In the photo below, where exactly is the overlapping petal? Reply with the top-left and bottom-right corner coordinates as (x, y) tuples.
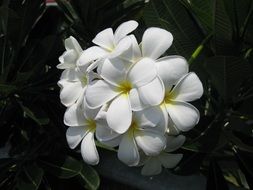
(85, 80), (119, 108)
(81, 131), (99, 165)
(58, 80), (83, 107)
(107, 94), (132, 134)
(134, 129), (166, 156)
(157, 56), (188, 88)
(114, 20), (138, 43)
(169, 72), (203, 102)
(118, 131), (140, 166)
(138, 77), (164, 106)
(142, 27), (173, 60)
(92, 28), (115, 50)
(165, 101), (200, 131)
(66, 126), (89, 149)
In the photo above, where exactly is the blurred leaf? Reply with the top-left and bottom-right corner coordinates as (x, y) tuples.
(206, 161), (229, 190)
(77, 163), (100, 190)
(16, 163), (44, 190)
(39, 156), (82, 179)
(143, 0), (203, 59)
(174, 151), (206, 175)
(181, 0), (213, 34)
(205, 56), (252, 103)
(213, 0), (234, 55)
(234, 148), (253, 189)
(18, 102), (49, 125)
(224, 130), (253, 153)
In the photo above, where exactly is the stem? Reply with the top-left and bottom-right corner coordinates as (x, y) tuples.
(188, 32), (213, 64)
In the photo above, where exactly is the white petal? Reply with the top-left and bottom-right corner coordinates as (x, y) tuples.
(85, 80), (119, 108)
(165, 135), (185, 152)
(170, 72), (203, 102)
(129, 88), (147, 111)
(65, 36), (82, 54)
(118, 132), (140, 166)
(119, 35), (141, 63)
(114, 20), (138, 43)
(156, 56), (189, 88)
(127, 58), (156, 87)
(107, 94), (132, 134)
(60, 69), (79, 81)
(78, 46), (108, 68)
(135, 106), (163, 128)
(142, 27), (173, 60)
(58, 80), (83, 107)
(92, 28), (115, 50)
(159, 152), (183, 168)
(57, 50), (77, 69)
(66, 126), (89, 149)
(81, 131), (99, 165)
(138, 77), (165, 106)
(166, 101), (200, 131)
(134, 129), (166, 156)
(155, 105), (168, 134)
(109, 36), (132, 58)
(99, 135), (122, 147)
(95, 119), (120, 142)
(82, 99), (100, 119)
(64, 103), (86, 126)
(98, 58), (126, 86)
(141, 157), (162, 176)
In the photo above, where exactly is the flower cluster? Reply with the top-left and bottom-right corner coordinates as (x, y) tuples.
(57, 21), (203, 175)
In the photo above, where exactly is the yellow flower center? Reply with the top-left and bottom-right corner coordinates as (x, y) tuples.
(81, 75), (87, 86)
(86, 119), (96, 132)
(117, 81), (132, 94)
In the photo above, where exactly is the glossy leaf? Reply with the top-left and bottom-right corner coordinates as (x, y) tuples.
(39, 156), (82, 179)
(16, 164), (44, 190)
(205, 56), (252, 103)
(77, 163), (100, 190)
(206, 161), (229, 190)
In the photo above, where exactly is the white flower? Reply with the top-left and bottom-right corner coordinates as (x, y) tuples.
(99, 106), (167, 166)
(85, 57), (164, 134)
(141, 135), (185, 176)
(161, 72), (204, 132)
(57, 36), (82, 69)
(78, 20), (138, 71)
(65, 100), (117, 165)
(119, 27), (185, 111)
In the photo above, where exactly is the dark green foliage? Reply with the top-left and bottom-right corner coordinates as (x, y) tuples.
(0, 0), (253, 189)
(144, 0), (253, 189)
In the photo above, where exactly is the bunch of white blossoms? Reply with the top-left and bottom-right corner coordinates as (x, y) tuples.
(57, 20), (203, 175)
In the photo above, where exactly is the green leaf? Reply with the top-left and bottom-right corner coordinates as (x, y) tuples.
(213, 0), (234, 55)
(181, 0), (213, 33)
(77, 163), (100, 190)
(16, 163), (44, 190)
(143, 0), (203, 59)
(18, 102), (49, 125)
(39, 156), (82, 179)
(206, 161), (229, 190)
(205, 56), (252, 103)
(233, 149), (253, 189)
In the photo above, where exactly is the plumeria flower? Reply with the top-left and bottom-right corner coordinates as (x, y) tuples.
(118, 27), (189, 111)
(65, 100), (118, 165)
(58, 68), (100, 109)
(161, 72), (203, 132)
(78, 20), (138, 71)
(57, 36), (82, 70)
(141, 135), (185, 176)
(85, 57), (164, 134)
(99, 107), (167, 166)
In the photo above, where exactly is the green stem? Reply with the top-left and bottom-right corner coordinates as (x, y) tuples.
(188, 32), (213, 64)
